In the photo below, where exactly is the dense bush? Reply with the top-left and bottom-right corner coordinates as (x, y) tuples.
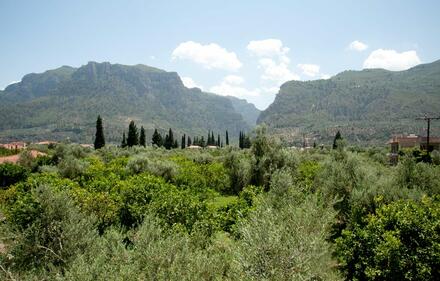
(0, 163), (28, 188)
(235, 169), (340, 280)
(0, 185), (96, 272)
(1, 139), (439, 280)
(336, 197), (440, 281)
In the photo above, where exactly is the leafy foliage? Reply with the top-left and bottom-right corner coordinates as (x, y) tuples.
(335, 197), (440, 281)
(1, 128), (440, 280)
(0, 163), (28, 188)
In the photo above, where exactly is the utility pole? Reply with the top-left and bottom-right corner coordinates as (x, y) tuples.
(416, 115), (440, 152)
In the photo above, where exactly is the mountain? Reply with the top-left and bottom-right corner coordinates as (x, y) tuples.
(258, 60), (440, 145)
(227, 96), (260, 126)
(0, 62), (253, 143)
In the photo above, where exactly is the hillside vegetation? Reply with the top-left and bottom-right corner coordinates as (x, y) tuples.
(0, 62), (255, 143)
(258, 60), (440, 145)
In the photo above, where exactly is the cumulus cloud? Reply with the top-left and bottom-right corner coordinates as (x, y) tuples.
(247, 39), (300, 84)
(348, 40), (368, 51)
(297, 64), (320, 77)
(363, 49), (421, 71)
(209, 75), (260, 98)
(172, 41), (242, 71)
(181, 77), (203, 89)
(247, 39), (290, 58)
(259, 58), (300, 83)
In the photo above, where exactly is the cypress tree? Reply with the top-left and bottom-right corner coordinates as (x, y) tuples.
(121, 132), (127, 148)
(239, 131), (243, 149)
(127, 121), (139, 147)
(200, 136), (206, 147)
(333, 131), (343, 149)
(244, 134), (251, 148)
(226, 130), (229, 146)
(164, 128), (174, 149)
(181, 134), (186, 149)
(217, 134), (220, 147)
(94, 115), (105, 149)
(139, 126), (146, 147)
(211, 131), (215, 145)
(173, 139), (179, 149)
(152, 129), (163, 147)
(187, 136), (192, 146)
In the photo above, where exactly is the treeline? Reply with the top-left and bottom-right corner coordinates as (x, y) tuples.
(95, 116), (252, 150)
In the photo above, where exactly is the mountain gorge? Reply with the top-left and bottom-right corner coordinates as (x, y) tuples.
(0, 62), (256, 143)
(258, 60), (440, 145)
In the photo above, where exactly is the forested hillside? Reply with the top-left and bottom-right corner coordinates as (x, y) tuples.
(258, 60), (440, 145)
(0, 62), (252, 143)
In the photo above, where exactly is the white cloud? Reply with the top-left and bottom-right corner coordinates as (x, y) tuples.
(247, 39), (290, 58)
(348, 40), (368, 52)
(247, 39), (300, 84)
(172, 41), (242, 71)
(363, 49), (421, 71)
(297, 64), (320, 77)
(209, 75), (260, 98)
(181, 77), (203, 89)
(259, 58), (300, 83)
(224, 75), (244, 85)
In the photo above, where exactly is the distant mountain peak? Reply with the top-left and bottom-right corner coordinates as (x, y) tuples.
(0, 62), (253, 143)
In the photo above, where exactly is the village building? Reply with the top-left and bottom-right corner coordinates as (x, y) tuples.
(0, 141), (27, 150)
(388, 134), (440, 153)
(187, 145), (201, 149)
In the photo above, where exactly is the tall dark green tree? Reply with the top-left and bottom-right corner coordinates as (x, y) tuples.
(333, 130), (343, 149)
(226, 130), (229, 146)
(164, 128), (174, 149)
(152, 129), (163, 147)
(94, 115), (105, 149)
(239, 131), (243, 149)
(244, 134), (251, 148)
(187, 136), (192, 146)
(121, 132), (127, 148)
(139, 126), (146, 147)
(217, 134), (221, 147)
(181, 134), (186, 149)
(127, 121), (139, 147)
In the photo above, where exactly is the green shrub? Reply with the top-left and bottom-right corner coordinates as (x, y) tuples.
(1, 185), (96, 272)
(58, 156), (89, 179)
(224, 150), (252, 194)
(235, 193), (340, 280)
(335, 196), (440, 281)
(126, 154), (178, 181)
(0, 163), (28, 188)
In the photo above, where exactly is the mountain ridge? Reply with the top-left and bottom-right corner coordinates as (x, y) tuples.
(0, 62), (256, 143)
(258, 60), (440, 145)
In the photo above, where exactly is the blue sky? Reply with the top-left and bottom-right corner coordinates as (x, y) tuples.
(1, 0), (439, 109)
